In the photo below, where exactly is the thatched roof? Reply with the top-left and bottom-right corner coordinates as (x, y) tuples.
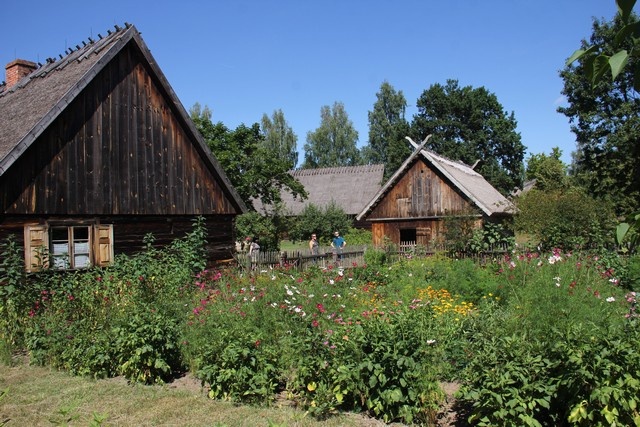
(357, 142), (514, 220)
(0, 23), (246, 212)
(254, 164), (385, 216)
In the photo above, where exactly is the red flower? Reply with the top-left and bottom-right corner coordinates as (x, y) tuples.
(254, 340), (261, 348)
(312, 320), (319, 327)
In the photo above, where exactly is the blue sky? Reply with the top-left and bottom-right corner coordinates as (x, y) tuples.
(1, 1), (626, 166)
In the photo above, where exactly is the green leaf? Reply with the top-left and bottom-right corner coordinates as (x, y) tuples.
(566, 49), (587, 66)
(617, 0), (637, 23)
(609, 50), (629, 80)
(390, 388), (403, 402)
(616, 222), (630, 245)
(369, 375), (378, 388)
(592, 54), (611, 83)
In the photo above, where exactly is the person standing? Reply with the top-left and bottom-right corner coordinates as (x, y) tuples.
(331, 231), (346, 265)
(248, 237), (260, 269)
(309, 233), (319, 264)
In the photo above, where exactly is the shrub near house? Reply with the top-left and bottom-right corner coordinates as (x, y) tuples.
(2, 223), (638, 425)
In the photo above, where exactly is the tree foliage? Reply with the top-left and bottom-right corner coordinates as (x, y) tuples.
(288, 201), (352, 245)
(561, 5), (640, 215)
(302, 102), (361, 168)
(190, 103), (306, 209)
(514, 188), (617, 250)
(410, 79), (525, 195)
(525, 147), (568, 191)
(261, 109), (298, 170)
(362, 81), (411, 180)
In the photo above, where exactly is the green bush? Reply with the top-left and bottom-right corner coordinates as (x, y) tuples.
(113, 310), (184, 384)
(514, 188), (617, 251)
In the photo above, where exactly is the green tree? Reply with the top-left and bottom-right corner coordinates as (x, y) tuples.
(261, 109), (298, 170)
(525, 147), (568, 191)
(560, 6), (640, 215)
(361, 81), (411, 180)
(302, 102), (361, 168)
(410, 79), (525, 195)
(514, 188), (617, 250)
(190, 103), (306, 209)
(289, 201), (352, 245)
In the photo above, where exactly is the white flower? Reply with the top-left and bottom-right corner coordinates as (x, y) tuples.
(338, 271), (344, 276)
(426, 340), (436, 345)
(294, 307), (302, 313)
(408, 273), (413, 277)
(329, 279), (335, 285)
(606, 297), (616, 303)
(271, 275), (276, 280)
(308, 294), (314, 298)
(286, 289), (294, 296)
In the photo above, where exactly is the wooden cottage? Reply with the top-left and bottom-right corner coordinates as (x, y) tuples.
(0, 24), (246, 271)
(253, 164), (385, 229)
(356, 137), (514, 246)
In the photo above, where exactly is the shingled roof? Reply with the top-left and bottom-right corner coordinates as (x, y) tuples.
(0, 23), (246, 212)
(357, 140), (514, 221)
(254, 164), (385, 216)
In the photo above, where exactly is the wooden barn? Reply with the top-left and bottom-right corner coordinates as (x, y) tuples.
(253, 164), (385, 229)
(0, 23), (246, 271)
(356, 138), (515, 247)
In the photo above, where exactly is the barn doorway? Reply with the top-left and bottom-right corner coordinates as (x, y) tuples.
(399, 228), (416, 252)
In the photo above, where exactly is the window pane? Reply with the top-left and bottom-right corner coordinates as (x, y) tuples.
(51, 227), (68, 242)
(52, 242), (69, 256)
(73, 227), (89, 240)
(74, 241), (90, 255)
(74, 254), (90, 268)
(52, 256), (69, 269)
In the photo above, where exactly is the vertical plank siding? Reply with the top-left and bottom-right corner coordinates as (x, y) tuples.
(367, 159), (473, 220)
(0, 39), (243, 264)
(0, 44), (236, 217)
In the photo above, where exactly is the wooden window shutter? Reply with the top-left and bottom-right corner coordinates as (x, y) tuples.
(93, 224), (114, 267)
(24, 224), (49, 272)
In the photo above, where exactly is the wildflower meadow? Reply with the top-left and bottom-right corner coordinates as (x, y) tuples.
(1, 223), (639, 426)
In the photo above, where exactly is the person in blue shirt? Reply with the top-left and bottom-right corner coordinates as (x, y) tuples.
(331, 231), (346, 265)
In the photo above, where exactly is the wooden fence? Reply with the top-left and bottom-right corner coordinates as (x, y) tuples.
(235, 241), (514, 272)
(236, 244), (368, 271)
(394, 241), (513, 263)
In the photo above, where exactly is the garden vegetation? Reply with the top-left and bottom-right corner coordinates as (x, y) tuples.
(1, 219), (639, 426)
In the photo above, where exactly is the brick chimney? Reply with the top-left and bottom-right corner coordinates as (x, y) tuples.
(5, 59), (37, 88)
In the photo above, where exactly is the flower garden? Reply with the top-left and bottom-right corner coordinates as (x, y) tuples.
(1, 225), (639, 426)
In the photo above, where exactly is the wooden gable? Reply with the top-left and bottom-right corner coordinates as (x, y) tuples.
(0, 34), (243, 217)
(366, 157), (473, 220)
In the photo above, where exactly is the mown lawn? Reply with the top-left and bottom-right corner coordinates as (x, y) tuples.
(0, 358), (393, 427)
